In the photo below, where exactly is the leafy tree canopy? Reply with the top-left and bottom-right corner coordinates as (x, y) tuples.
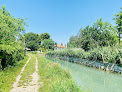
(113, 7), (122, 44)
(0, 5), (27, 70)
(68, 18), (118, 51)
(42, 39), (57, 50)
(39, 33), (50, 43)
(25, 32), (39, 51)
(0, 5), (27, 45)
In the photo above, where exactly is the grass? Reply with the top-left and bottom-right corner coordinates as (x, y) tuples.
(34, 53), (86, 92)
(0, 55), (29, 92)
(0, 52), (91, 92)
(18, 53), (35, 87)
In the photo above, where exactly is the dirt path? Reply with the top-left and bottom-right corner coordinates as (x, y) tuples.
(11, 55), (40, 92)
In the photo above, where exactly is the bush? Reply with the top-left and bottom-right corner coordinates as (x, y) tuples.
(0, 44), (25, 69)
(115, 49), (122, 64)
(87, 47), (122, 63)
(0, 5), (27, 70)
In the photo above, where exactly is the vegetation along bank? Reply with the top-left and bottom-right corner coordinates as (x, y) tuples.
(46, 46), (122, 74)
(45, 8), (121, 74)
(32, 53), (87, 92)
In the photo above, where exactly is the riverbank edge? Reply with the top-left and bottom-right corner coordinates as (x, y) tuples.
(34, 53), (87, 92)
(45, 55), (122, 74)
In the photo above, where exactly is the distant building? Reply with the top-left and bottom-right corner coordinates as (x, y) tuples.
(54, 45), (65, 51)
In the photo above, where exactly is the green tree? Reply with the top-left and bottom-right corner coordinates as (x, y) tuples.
(92, 18), (118, 46)
(79, 26), (96, 51)
(68, 36), (79, 48)
(0, 5), (27, 44)
(39, 33), (50, 43)
(68, 19), (118, 51)
(113, 7), (122, 44)
(25, 32), (39, 51)
(42, 39), (57, 50)
(0, 5), (27, 70)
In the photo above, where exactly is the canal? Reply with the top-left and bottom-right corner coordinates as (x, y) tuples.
(47, 57), (122, 92)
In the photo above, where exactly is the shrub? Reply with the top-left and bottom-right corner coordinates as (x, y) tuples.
(87, 47), (119, 63)
(46, 47), (122, 65)
(0, 44), (25, 70)
(115, 49), (122, 64)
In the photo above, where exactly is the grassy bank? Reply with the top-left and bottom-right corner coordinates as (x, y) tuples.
(0, 55), (29, 92)
(35, 54), (86, 92)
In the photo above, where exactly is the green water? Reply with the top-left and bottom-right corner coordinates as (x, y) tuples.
(49, 58), (122, 92)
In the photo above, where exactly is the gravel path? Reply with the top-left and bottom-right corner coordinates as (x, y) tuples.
(11, 55), (41, 92)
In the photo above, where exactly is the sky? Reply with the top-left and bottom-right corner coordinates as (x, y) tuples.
(0, 0), (122, 45)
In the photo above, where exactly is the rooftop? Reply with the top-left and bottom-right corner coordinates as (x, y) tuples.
(56, 45), (65, 48)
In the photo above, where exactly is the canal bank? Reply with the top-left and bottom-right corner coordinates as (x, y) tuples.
(46, 56), (122, 92)
(46, 55), (122, 74)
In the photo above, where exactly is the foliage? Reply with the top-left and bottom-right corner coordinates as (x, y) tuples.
(92, 19), (118, 46)
(39, 33), (50, 43)
(0, 55), (28, 92)
(0, 42), (25, 69)
(115, 48), (122, 64)
(87, 47), (119, 63)
(46, 49), (85, 58)
(0, 5), (27, 70)
(38, 47), (47, 52)
(68, 19), (118, 51)
(46, 47), (122, 65)
(36, 54), (83, 92)
(0, 5), (27, 45)
(113, 7), (122, 44)
(25, 32), (39, 51)
(68, 36), (79, 48)
(24, 32), (56, 51)
(42, 39), (57, 50)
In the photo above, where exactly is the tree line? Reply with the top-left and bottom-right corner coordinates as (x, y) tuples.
(68, 8), (122, 51)
(21, 32), (57, 51)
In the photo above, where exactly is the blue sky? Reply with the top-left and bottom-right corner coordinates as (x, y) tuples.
(0, 0), (122, 45)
